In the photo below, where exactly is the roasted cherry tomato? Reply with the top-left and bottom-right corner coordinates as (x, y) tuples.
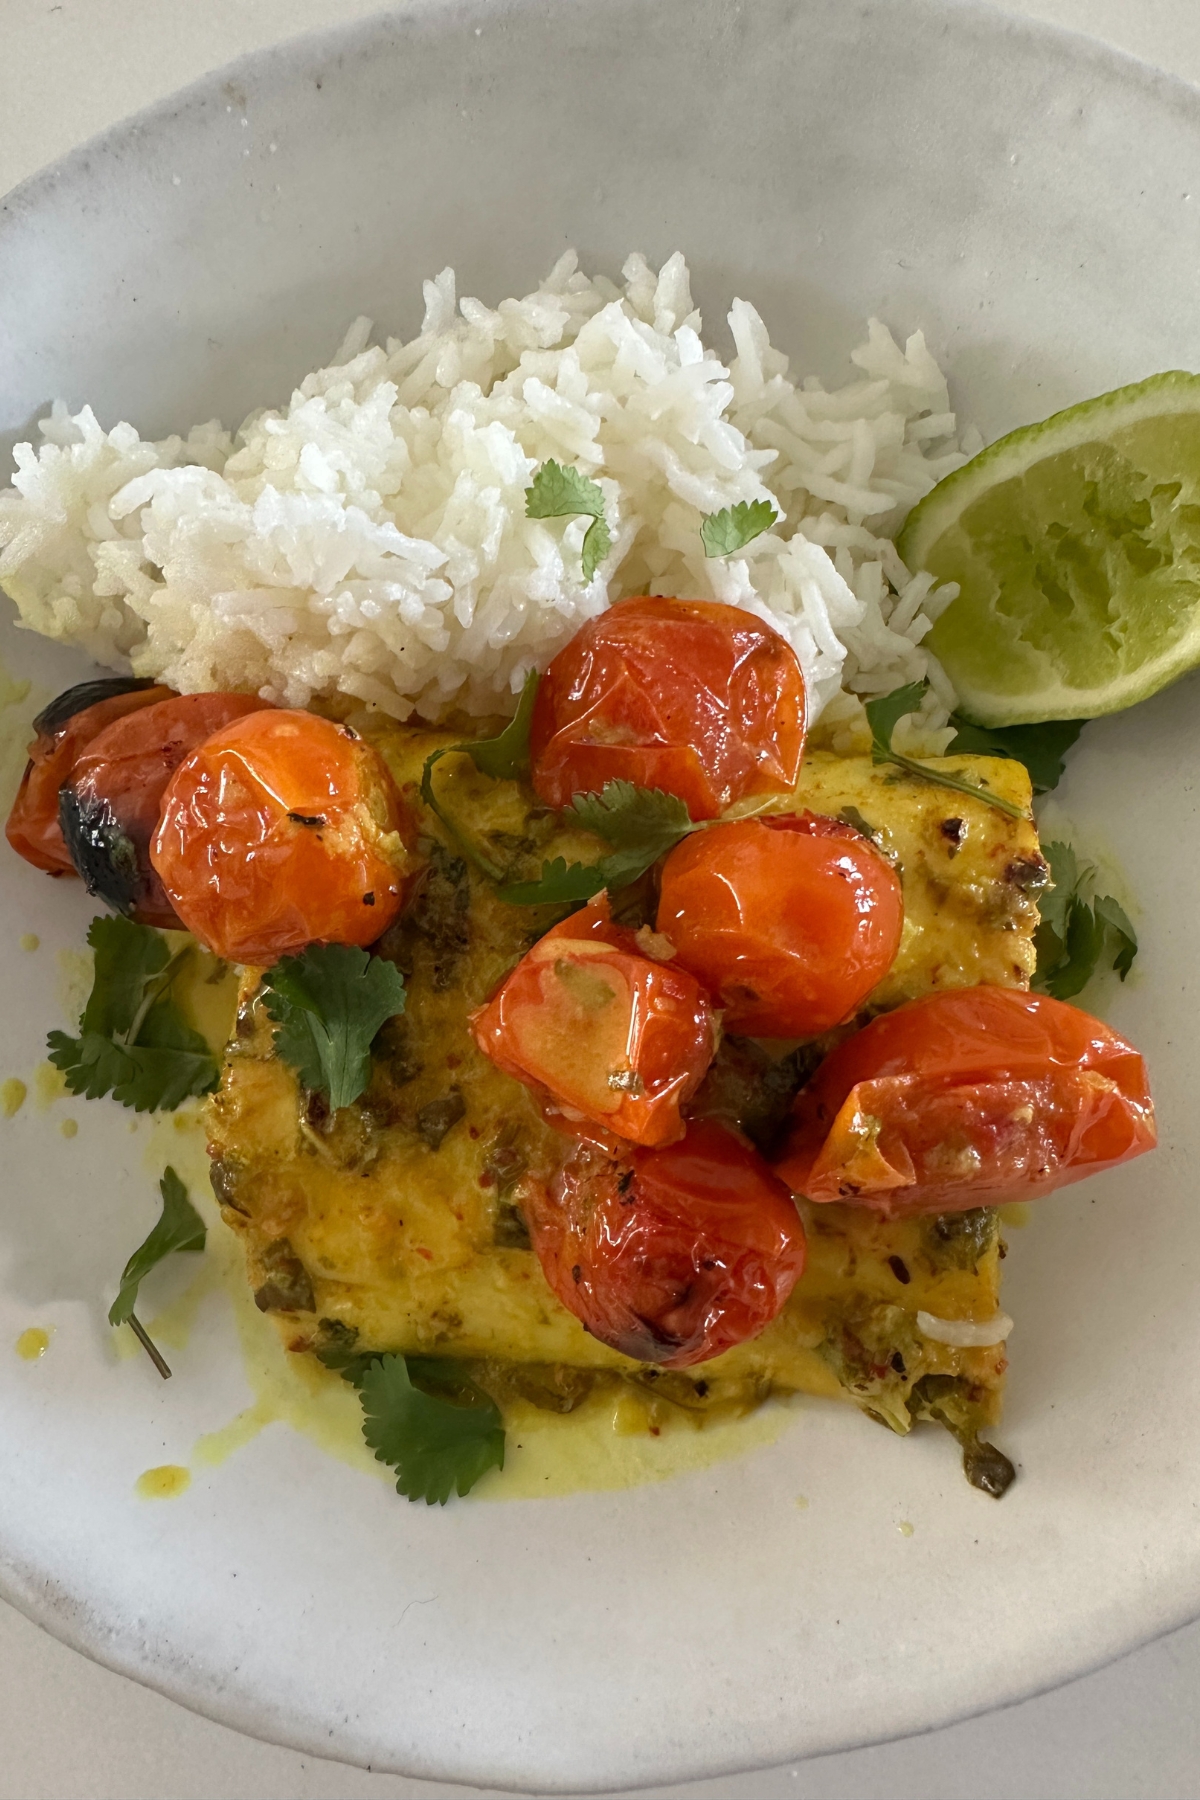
(470, 894), (716, 1147)
(524, 1119), (806, 1366)
(656, 813), (903, 1037)
(151, 709), (417, 963)
(5, 678), (171, 875)
(529, 596), (806, 819)
(774, 986), (1156, 1218)
(60, 692), (267, 927)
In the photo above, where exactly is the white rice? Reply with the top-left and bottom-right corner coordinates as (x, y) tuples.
(0, 250), (981, 754)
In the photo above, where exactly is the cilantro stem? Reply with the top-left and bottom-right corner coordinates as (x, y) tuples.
(877, 749), (1029, 822)
(127, 1311), (172, 1379)
(119, 944), (192, 1050)
(419, 748), (509, 882)
(865, 682), (1030, 823)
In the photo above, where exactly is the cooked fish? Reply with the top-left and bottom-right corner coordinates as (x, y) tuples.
(205, 724), (1041, 1488)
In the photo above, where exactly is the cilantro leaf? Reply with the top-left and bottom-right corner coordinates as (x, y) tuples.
(525, 460), (612, 582)
(497, 855), (609, 908)
(700, 499), (778, 557)
(47, 1020), (217, 1113)
(865, 682), (1028, 823)
(1033, 840), (1138, 998)
(108, 1167), (206, 1379)
(79, 913), (170, 1038)
(565, 780), (694, 853)
(461, 668), (540, 781)
(358, 1353), (505, 1504)
(1095, 894), (1138, 979)
(109, 1168), (206, 1327)
(1034, 838), (1080, 945)
(45, 916), (218, 1113)
(946, 714), (1086, 795)
(419, 670), (540, 880)
(498, 782), (699, 907)
(260, 944), (406, 1111)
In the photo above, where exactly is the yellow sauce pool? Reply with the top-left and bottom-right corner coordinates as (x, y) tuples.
(135, 1465), (191, 1500)
(15, 1327), (51, 1361)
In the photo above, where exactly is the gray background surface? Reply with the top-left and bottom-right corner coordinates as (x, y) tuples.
(1, 2), (1198, 1796)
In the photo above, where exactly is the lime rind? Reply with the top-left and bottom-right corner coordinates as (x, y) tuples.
(898, 370), (1200, 726)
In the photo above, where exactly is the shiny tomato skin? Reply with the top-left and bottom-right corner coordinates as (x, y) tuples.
(62, 693), (266, 927)
(5, 681), (172, 875)
(529, 596), (807, 818)
(774, 986), (1156, 1218)
(150, 710), (417, 963)
(471, 895), (716, 1147)
(525, 1119), (806, 1366)
(656, 813), (904, 1037)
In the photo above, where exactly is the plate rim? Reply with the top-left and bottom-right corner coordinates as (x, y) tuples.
(2, 0), (1199, 1787)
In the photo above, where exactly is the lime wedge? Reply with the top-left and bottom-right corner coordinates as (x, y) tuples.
(898, 370), (1200, 725)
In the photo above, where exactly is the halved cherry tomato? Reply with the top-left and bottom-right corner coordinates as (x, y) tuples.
(529, 596), (806, 818)
(151, 709), (418, 963)
(524, 1119), (806, 1366)
(60, 692), (267, 927)
(774, 986), (1155, 1218)
(656, 813), (904, 1037)
(5, 678), (171, 875)
(470, 894), (716, 1147)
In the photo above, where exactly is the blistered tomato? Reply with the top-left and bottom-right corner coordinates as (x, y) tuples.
(60, 692), (267, 927)
(529, 596), (806, 818)
(774, 985), (1156, 1218)
(656, 813), (903, 1037)
(151, 709), (417, 963)
(5, 678), (172, 875)
(525, 1119), (806, 1366)
(470, 894), (717, 1148)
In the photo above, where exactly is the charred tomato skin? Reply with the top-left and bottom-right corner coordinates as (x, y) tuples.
(775, 985), (1156, 1218)
(60, 691), (267, 927)
(528, 595), (807, 819)
(151, 708), (419, 963)
(6, 679), (173, 875)
(470, 894), (716, 1148)
(657, 812), (904, 1037)
(525, 1118), (806, 1367)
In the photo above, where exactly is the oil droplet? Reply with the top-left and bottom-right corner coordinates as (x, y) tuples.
(19, 933), (39, 952)
(898, 1519), (915, 1537)
(1, 1078), (26, 1118)
(795, 1495), (809, 1510)
(59, 1117), (78, 1139)
(15, 1327), (50, 1361)
(135, 1464), (191, 1500)
(33, 1062), (67, 1108)
(998, 1202), (1033, 1230)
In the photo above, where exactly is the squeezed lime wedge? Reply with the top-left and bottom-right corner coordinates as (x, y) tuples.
(898, 370), (1200, 725)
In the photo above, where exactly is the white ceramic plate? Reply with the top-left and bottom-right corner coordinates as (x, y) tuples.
(2, 0), (1199, 1789)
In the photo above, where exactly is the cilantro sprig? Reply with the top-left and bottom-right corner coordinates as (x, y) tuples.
(419, 669), (540, 880)
(109, 1167), (206, 1379)
(260, 944), (406, 1111)
(700, 499), (779, 557)
(525, 460), (612, 583)
(47, 916), (218, 1113)
(498, 780), (699, 906)
(1033, 840), (1137, 999)
(946, 713), (1086, 795)
(321, 1349), (504, 1503)
(866, 682), (1028, 823)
